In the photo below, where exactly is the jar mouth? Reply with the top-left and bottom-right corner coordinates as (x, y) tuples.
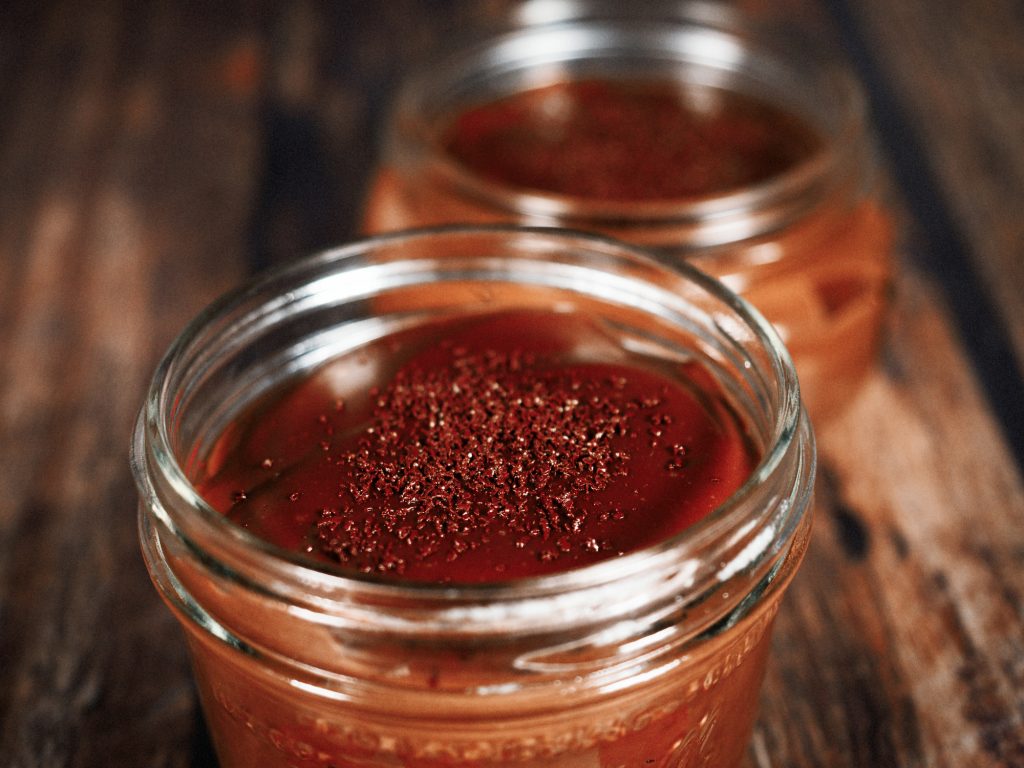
(389, 6), (867, 244)
(133, 225), (811, 622)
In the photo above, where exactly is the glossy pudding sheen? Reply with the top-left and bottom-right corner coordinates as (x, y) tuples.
(180, 309), (790, 767)
(441, 80), (822, 201)
(364, 78), (893, 418)
(198, 309), (756, 581)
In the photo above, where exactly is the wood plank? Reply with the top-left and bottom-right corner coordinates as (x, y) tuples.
(742, 4), (1024, 759)
(847, 0), (1024, 374)
(0, 0), (264, 765)
(246, 0), (484, 269)
(751, 268), (1024, 767)
(824, 0), (1024, 467)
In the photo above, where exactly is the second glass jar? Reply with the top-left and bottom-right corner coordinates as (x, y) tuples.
(363, 2), (893, 419)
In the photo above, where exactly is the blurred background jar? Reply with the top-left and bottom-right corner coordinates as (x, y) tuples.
(362, 0), (893, 420)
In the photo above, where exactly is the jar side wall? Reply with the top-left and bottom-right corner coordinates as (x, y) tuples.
(182, 582), (785, 768)
(144, 478), (811, 697)
(713, 200), (893, 419)
(142, 436), (813, 768)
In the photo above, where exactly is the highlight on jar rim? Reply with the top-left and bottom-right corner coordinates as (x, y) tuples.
(132, 226), (815, 767)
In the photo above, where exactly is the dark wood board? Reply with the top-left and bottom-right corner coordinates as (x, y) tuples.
(0, 1), (1020, 766)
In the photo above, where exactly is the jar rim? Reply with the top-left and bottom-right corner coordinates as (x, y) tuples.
(133, 225), (812, 622)
(386, 7), (867, 240)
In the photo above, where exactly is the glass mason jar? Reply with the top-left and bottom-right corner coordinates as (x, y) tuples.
(363, 1), (893, 420)
(131, 227), (815, 768)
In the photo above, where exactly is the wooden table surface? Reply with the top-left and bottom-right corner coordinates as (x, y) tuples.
(1, 1), (1022, 766)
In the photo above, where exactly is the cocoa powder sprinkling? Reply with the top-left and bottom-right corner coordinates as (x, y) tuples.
(316, 347), (669, 575)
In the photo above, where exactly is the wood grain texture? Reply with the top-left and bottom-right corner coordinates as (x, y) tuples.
(751, 268), (1024, 768)
(0, 1), (261, 765)
(847, 0), (1024, 380)
(0, 1), (1021, 767)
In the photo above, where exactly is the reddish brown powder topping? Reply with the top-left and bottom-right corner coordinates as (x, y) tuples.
(322, 347), (644, 572)
(442, 79), (822, 201)
(197, 310), (756, 582)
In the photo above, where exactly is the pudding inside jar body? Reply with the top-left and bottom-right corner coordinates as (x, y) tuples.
(198, 309), (757, 582)
(439, 79), (822, 202)
(186, 308), (780, 767)
(365, 72), (893, 419)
